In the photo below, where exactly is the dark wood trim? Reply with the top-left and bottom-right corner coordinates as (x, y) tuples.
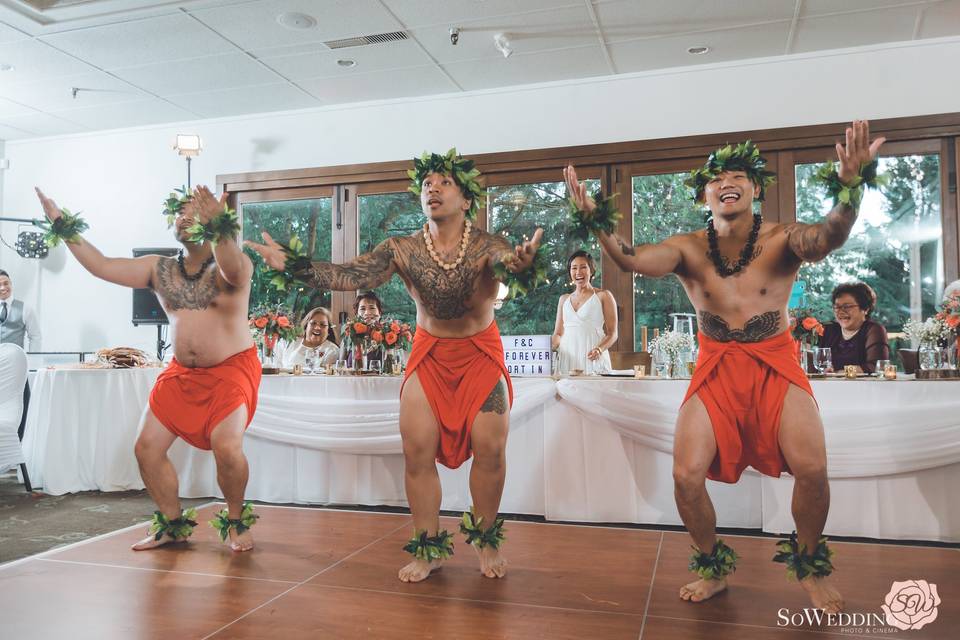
(945, 137), (959, 283)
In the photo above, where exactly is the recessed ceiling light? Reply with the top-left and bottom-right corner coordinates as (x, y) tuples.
(687, 46), (710, 55)
(337, 59), (356, 68)
(0, 63), (13, 72)
(277, 12), (317, 30)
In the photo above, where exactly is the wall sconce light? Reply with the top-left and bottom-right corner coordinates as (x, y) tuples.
(173, 134), (203, 187)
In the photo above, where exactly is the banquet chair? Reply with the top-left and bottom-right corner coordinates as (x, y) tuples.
(898, 349), (918, 375)
(609, 351), (653, 371)
(0, 343), (31, 492)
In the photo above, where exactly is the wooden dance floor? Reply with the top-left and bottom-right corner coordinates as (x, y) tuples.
(1, 504), (956, 639)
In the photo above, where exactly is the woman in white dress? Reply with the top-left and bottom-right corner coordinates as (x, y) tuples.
(551, 251), (619, 374)
(278, 306), (340, 369)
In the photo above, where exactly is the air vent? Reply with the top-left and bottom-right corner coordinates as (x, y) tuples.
(324, 31), (408, 50)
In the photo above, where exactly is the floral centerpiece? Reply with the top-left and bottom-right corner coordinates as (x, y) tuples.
(935, 291), (960, 334)
(790, 310), (825, 346)
(382, 319), (414, 351)
(249, 306), (299, 365)
(903, 316), (954, 370)
(647, 330), (696, 378)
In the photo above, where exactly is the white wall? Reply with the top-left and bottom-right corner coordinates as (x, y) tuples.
(2, 37), (960, 354)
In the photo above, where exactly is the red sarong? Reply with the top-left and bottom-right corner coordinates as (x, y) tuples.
(402, 321), (513, 469)
(682, 330), (815, 483)
(149, 346), (261, 450)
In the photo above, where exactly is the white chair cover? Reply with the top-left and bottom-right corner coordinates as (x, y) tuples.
(0, 343), (27, 473)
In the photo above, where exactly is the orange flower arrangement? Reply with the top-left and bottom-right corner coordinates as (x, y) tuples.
(249, 306), (300, 356)
(791, 310), (824, 345)
(935, 291), (960, 332)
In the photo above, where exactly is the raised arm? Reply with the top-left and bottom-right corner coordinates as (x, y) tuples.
(191, 186), (252, 287)
(35, 188), (156, 289)
(784, 120), (885, 263)
(246, 233), (396, 291)
(563, 166), (682, 277)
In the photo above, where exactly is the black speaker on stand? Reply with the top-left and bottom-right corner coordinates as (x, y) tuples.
(132, 248), (178, 361)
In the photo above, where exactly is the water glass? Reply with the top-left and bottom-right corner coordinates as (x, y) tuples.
(814, 347), (833, 374)
(874, 359), (890, 378)
(304, 349), (317, 374)
(368, 359), (383, 375)
(334, 359), (347, 375)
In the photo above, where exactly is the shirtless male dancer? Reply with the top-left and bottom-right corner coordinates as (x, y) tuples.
(247, 149), (542, 582)
(35, 185), (262, 552)
(565, 120), (884, 613)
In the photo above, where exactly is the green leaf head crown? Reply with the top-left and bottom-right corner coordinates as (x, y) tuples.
(408, 148), (485, 219)
(685, 140), (777, 203)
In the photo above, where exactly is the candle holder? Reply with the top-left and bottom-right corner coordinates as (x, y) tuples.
(883, 364), (897, 380)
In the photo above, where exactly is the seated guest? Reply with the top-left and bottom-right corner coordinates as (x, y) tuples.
(339, 290), (387, 366)
(551, 250), (618, 374)
(820, 281), (889, 373)
(278, 307), (339, 368)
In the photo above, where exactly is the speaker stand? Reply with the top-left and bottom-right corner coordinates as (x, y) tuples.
(156, 324), (170, 362)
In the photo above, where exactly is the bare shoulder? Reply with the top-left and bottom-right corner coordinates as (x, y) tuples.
(473, 226), (511, 251)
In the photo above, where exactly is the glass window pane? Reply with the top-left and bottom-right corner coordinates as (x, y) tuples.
(488, 180), (600, 335)
(795, 155), (943, 343)
(358, 192), (420, 324)
(242, 198), (332, 316)
(632, 172), (703, 349)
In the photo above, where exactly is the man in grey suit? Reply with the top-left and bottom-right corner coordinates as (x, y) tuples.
(0, 270), (42, 439)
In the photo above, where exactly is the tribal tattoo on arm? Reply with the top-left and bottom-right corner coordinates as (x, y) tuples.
(698, 310), (782, 342)
(784, 203), (857, 263)
(294, 239), (396, 291)
(617, 237), (637, 257)
(154, 257), (220, 311)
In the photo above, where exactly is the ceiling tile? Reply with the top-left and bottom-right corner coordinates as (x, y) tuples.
(0, 21), (30, 44)
(188, 0), (402, 52)
(49, 98), (197, 130)
(110, 52), (281, 96)
(411, 4), (597, 64)
(597, 0), (796, 42)
(792, 5), (920, 53)
(802, 0), (928, 16)
(380, 0), (581, 29)
(0, 71), (146, 112)
(0, 38), (96, 83)
(0, 96), (39, 118)
(0, 122), (33, 140)
(299, 65), (458, 104)
(442, 44), (610, 91)
(258, 38), (433, 80)
(0, 111), (88, 136)
(166, 82), (321, 118)
(607, 21), (791, 73)
(918, 0), (960, 39)
(38, 13), (237, 70)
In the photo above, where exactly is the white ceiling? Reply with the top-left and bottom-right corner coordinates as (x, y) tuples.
(0, 0), (955, 140)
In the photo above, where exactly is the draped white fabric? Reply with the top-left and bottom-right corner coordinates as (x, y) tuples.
(0, 344), (27, 474)
(556, 378), (960, 478)
(21, 369), (960, 541)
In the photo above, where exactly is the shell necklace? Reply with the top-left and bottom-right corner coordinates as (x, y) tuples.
(423, 219), (472, 271)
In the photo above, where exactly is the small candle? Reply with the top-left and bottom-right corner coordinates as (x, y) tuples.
(633, 364), (646, 379)
(293, 363), (303, 376)
(844, 365), (857, 379)
(883, 364), (897, 380)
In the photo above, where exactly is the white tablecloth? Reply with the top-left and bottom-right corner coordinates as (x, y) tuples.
(21, 369), (960, 541)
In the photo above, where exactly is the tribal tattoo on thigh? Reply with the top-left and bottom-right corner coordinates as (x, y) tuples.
(480, 379), (508, 415)
(698, 310), (781, 342)
(154, 257), (219, 311)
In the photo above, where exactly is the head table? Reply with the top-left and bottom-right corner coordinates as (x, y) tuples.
(20, 368), (960, 542)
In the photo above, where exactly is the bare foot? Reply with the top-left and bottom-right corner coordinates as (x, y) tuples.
(228, 527), (254, 552)
(398, 557), (443, 583)
(131, 533), (189, 551)
(679, 577), (727, 602)
(800, 576), (844, 613)
(475, 545), (507, 579)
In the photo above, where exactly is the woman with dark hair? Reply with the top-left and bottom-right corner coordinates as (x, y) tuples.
(278, 307), (339, 368)
(819, 281), (889, 373)
(339, 290), (387, 366)
(551, 250), (618, 374)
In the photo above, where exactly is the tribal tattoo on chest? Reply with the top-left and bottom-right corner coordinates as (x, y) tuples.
(154, 257), (220, 311)
(698, 310), (781, 342)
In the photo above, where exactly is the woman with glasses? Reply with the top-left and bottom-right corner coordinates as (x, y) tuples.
(819, 282), (889, 373)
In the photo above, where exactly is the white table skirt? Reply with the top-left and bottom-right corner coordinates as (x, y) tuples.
(21, 369), (960, 541)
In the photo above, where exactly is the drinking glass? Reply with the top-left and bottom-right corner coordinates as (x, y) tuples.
(368, 359), (383, 375)
(334, 359), (347, 375)
(874, 359), (890, 378)
(814, 347), (833, 374)
(304, 349), (317, 374)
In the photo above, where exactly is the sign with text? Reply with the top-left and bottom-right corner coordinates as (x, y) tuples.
(501, 335), (552, 377)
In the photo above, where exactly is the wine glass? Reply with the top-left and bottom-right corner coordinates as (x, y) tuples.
(303, 349), (317, 375)
(814, 347), (833, 375)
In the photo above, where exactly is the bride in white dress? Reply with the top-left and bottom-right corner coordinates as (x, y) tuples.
(551, 251), (619, 374)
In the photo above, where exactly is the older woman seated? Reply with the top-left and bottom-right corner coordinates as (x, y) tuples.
(339, 290), (387, 366)
(819, 282), (889, 373)
(551, 250), (618, 374)
(278, 307), (339, 369)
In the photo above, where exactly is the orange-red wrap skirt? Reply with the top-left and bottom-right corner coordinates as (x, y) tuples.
(682, 330), (815, 483)
(149, 346), (261, 450)
(402, 321), (513, 469)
